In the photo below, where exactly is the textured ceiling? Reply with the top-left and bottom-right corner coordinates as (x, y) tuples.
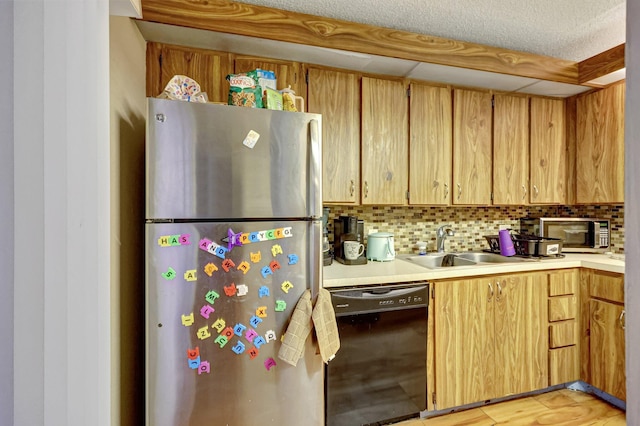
(237, 0), (626, 61)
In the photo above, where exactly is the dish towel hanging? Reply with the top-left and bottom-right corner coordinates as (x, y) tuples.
(278, 289), (340, 366)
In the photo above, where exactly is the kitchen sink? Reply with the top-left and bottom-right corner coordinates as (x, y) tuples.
(401, 251), (533, 269)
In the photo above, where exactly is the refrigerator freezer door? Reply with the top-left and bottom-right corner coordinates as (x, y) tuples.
(146, 221), (323, 426)
(146, 98), (322, 221)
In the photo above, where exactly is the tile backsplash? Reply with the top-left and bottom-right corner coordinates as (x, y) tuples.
(325, 204), (624, 254)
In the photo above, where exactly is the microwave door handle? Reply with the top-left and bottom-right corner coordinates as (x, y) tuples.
(588, 221), (597, 248)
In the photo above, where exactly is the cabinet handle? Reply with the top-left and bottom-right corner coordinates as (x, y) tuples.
(488, 282), (494, 301)
(350, 180), (355, 197)
(457, 183), (462, 200)
(444, 183), (449, 199)
(619, 310), (626, 330)
(522, 184), (527, 201)
(533, 185), (539, 199)
(364, 181), (369, 198)
(496, 281), (503, 301)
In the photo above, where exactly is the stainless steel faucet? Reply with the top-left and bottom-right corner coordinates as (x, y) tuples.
(436, 225), (455, 253)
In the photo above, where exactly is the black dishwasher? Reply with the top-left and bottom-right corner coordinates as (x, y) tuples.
(325, 282), (429, 426)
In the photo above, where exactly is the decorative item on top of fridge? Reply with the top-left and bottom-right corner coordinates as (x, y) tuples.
(226, 68), (305, 111)
(157, 74), (209, 103)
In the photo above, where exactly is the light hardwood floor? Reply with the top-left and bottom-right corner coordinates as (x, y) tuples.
(393, 389), (625, 425)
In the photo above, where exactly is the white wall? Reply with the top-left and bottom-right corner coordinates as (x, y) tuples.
(0, 1), (14, 425)
(10, 1), (111, 425)
(626, 1), (639, 424)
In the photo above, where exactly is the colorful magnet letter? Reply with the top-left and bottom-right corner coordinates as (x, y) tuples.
(181, 313), (195, 326)
(197, 326), (211, 340)
(269, 260), (281, 272)
(222, 327), (235, 339)
(204, 263), (218, 277)
(214, 334), (228, 348)
(221, 259), (236, 273)
(264, 358), (277, 371)
(231, 340), (246, 355)
(224, 283), (237, 297)
(249, 315), (263, 328)
(186, 347), (200, 360)
(188, 356), (201, 369)
(233, 323), (247, 337)
(242, 129), (260, 149)
(248, 348), (259, 359)
(271, 244), (283, 257)
(200, 304), (215, 319)
(250, 251), (262, 263)
(236, 284), (249, 296)
(265, 330), (277, 343)
(275, 300), (287, 312)
(237, 261), (250, 275)
(287, 254), (299, 265)
(199, 238), (228, 259)
(211, 318), (226, 333)
(227, 228), (243, 251)
(281, 281), (294, 293)
(205, 290), (220, 304)
(245, 328), (258, 342)
(256, 306), (267, 318)
(158, 234), (190, 247)
(198, 361), (210, 375)
(184, 269), (197, 282)
(258, 286), (270, 298)
(261, 266), (273, 279)
(162, 267), (176, 280)
(254, 336), (266, 349)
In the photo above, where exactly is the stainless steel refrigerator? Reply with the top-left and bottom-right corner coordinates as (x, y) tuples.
(145, 98), (323, 426)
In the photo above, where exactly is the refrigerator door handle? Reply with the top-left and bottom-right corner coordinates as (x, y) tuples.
(309, 221), (322, 301)
(309, 119), (322, 219)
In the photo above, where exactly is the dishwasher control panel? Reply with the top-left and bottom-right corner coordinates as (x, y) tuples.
(329, 282), (429, 316)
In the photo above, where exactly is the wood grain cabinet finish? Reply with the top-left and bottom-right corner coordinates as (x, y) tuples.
(576, 82), (625, 204)
(452, 89), (493, 205)
(433, 273), (547, 410)
(492, 94), (529, 205)
(307, 68), (361, 204)
(409, 83), (452, 205)
(146, 42), (233, 103)
(529, 97), (566, 204)
(361, 77), (409, 205)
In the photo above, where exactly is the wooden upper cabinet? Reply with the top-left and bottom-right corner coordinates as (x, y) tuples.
(530, 97), (566, 204)
(234, 56), (305, 104)
(493, 94), (529, 205)
(576, 82), (625, 204)
(146, 42), (233, 103)
(361, 77), (409, 205)
(307, 68), (361, 204)
(409, 83), (452, 205)
(453, 89), (493, 205)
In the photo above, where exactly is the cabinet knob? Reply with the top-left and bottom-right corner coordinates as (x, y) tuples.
(364, 181), (369, 198)
(619, 310), (626, 330)
(533, 185), (539, 199)
(444, 183), (449, 199)
(488, 282), (494, 301)
(522, 184), (527, 201)
(350, 180), (355, 197)
(457, 183), (462, 200)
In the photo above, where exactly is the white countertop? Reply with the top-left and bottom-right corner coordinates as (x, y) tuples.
(322, 253), (624, 288)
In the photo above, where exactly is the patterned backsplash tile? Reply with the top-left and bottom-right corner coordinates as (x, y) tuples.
(324, 204), (624, 254)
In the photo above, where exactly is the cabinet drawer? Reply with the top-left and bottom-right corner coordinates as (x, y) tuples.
(548, 270), (578, 296)
(590, 271), (624, 304)
(549, 321), (576, 348)
(548, 296), (577, 321)
(549, 346), (579, 385)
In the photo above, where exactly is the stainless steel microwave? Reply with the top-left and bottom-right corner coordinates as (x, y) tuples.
(519, 217), (610, 253)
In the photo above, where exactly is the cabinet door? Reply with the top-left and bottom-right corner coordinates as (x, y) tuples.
(361, 77), (409, 205)
(493, 273), (548, 396)
(234, 56), (305, 101)
(576, 83), (625, 204)
(590, 299), (626, 401)
(493, 94), (529, 205)
(307, 68), (360, 204)
(409, 83), (452, 205)
(530, 97), (566, 204)
(434, 279), (495, 409)
(146, 42), (233, 103)
(453, 89), (493, 205)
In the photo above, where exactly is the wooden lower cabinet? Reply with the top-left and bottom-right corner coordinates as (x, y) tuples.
(433, 272), (548, 409)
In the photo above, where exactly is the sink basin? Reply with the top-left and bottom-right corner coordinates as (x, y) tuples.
(403, 254), (477, 269)
(401, 252), (532, 269)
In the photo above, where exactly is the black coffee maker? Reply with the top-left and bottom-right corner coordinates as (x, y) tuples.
(333, 215), (367, 265)
(322, 207), (332, 266)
